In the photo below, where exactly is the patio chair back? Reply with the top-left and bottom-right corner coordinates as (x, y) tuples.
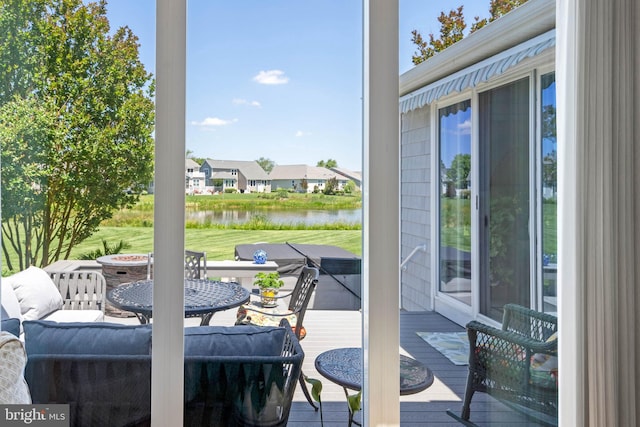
(288, 266), (319, 339)
(48, 271), (106, 312)
(184, 250), (207, 280)
(146, 250), (207, 280)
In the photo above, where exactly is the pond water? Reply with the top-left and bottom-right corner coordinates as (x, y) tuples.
(185, 209), (361, 225)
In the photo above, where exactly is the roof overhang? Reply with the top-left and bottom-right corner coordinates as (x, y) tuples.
(400, 29), (555, 113)
(399, 0), (555, 98)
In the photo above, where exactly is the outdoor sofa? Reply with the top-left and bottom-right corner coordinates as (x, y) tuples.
(1, 266), (106, 338)
(23, 319), (303, 427)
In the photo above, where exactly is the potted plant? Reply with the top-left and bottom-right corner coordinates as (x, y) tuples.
(253, 271), (284, 307)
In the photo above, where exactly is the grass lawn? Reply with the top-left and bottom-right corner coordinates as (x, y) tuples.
(69, 227), (362, 261)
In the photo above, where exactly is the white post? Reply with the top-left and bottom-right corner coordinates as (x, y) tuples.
(153, 0), (186, 425)
(363, 0), (400, 425)
(557, 0), (640, 425)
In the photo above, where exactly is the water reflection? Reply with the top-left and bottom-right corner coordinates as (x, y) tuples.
(185, 209), (361, 225)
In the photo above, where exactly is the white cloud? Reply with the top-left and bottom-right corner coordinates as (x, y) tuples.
(253, 70), (289, 85)
(457, 119), (472, 135)
(232, 98), (262, 108)
(295, 130), (311, 137)
(191, 117), (237, 127)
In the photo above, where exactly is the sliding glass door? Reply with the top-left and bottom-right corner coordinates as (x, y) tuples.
(478, 78), (531, 321)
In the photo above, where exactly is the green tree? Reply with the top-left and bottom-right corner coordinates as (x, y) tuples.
(185, 150), (205, 165)
(0, 97), (57, 270)
(0, 0), (154, 269)
(541, 104), (557, 191)
(343, 180), (357, 194)
(323, 177), (339, 195)
(256, 157), (275, 173)
(446, 154), (471, 189)
(411, 0), (529, 65)
(317, 159), (337, 169)
(411, 6), (466, 65)
(470, 0), (529, 32)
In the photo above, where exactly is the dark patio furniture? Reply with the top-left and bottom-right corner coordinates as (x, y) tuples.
(184, 250), (208, 279)
(24, 319), (303, 427)
(447, 303), (558, 427)
(235, 266), (320, 410)
(107, 279), (249, 326)
(315, 347), (434, 426)
(146, 249), (208, 280)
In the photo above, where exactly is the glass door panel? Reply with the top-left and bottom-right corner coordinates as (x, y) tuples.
(438, 100), (472, 305)
(479, 78), (530, 321)
(541, 72), (557, 313)
(1, 0), (156, 421)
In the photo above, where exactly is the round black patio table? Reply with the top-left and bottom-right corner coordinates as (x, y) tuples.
(315, 347), (434, 425)
(107, 279), (250, 326)
(315, 347), (434, 395)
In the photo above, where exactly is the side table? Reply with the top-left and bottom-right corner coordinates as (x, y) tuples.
(315, 347), (434, 425)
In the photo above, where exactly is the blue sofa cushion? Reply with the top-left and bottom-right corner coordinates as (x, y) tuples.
(23, 320), (152, 355)
(1, 318), (20, 337)
(185, 325), (285, 357)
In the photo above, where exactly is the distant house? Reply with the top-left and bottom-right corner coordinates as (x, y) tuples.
(185, 158), (206, 194)
(210, 171), (237, 192)
(269, 164), (350, 193)
(200, 159), (271, 193)
(330, 167), (362, 190)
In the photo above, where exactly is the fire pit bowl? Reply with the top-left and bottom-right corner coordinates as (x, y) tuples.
(97, 254), (151, 317)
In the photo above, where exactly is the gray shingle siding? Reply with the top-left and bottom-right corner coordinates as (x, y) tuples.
(400, 106), (431, 311)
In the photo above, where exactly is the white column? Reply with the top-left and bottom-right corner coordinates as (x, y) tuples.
(153, 0), (186, 426)
(363, 1), (400, 425)
(557, 0), (639, 425)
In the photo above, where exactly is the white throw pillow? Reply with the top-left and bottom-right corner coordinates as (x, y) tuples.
(1, 279), (23, 322)
(4, 267), (63, 321)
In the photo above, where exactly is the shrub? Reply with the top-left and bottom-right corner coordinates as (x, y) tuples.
(78, 239), (132, 260)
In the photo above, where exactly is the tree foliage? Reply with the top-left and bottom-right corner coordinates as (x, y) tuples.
(317, 159), (337, 169)
(323, 177), (339, 195)
(255, 157), (275, 173)
(186, 150), (205, 165)
(471, 0), (530, 32)
(446, 154), (471, 189)
(411, 6), (466, 65)
(0, 0), (154, 269)
(411, 0), (529, 65)
(343, 180), (358, 194)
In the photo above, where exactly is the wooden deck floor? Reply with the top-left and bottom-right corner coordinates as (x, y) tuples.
(106, 308), (543, 426)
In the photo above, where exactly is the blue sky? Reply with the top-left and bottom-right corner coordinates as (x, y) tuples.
(105, 1), (491, 171)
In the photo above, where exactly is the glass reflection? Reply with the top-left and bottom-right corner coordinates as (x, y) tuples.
(439, 100), (472, 305)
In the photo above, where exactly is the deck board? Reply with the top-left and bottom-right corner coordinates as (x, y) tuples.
(106, 308), (545, 426)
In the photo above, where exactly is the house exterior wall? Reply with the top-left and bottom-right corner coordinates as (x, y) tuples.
(271, 178), (320, 193)
(237, 173), (247, 191)
(245, 180), (271, 193)
(200, 163), (213, 183)
(400, 105), (432, 311)
(185, 171), (206, 194)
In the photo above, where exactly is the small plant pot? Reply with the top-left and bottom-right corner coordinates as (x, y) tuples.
(260, 288), (278, 307)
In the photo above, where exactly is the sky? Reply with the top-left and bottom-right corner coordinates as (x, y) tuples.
(105, 1), (491, 172)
